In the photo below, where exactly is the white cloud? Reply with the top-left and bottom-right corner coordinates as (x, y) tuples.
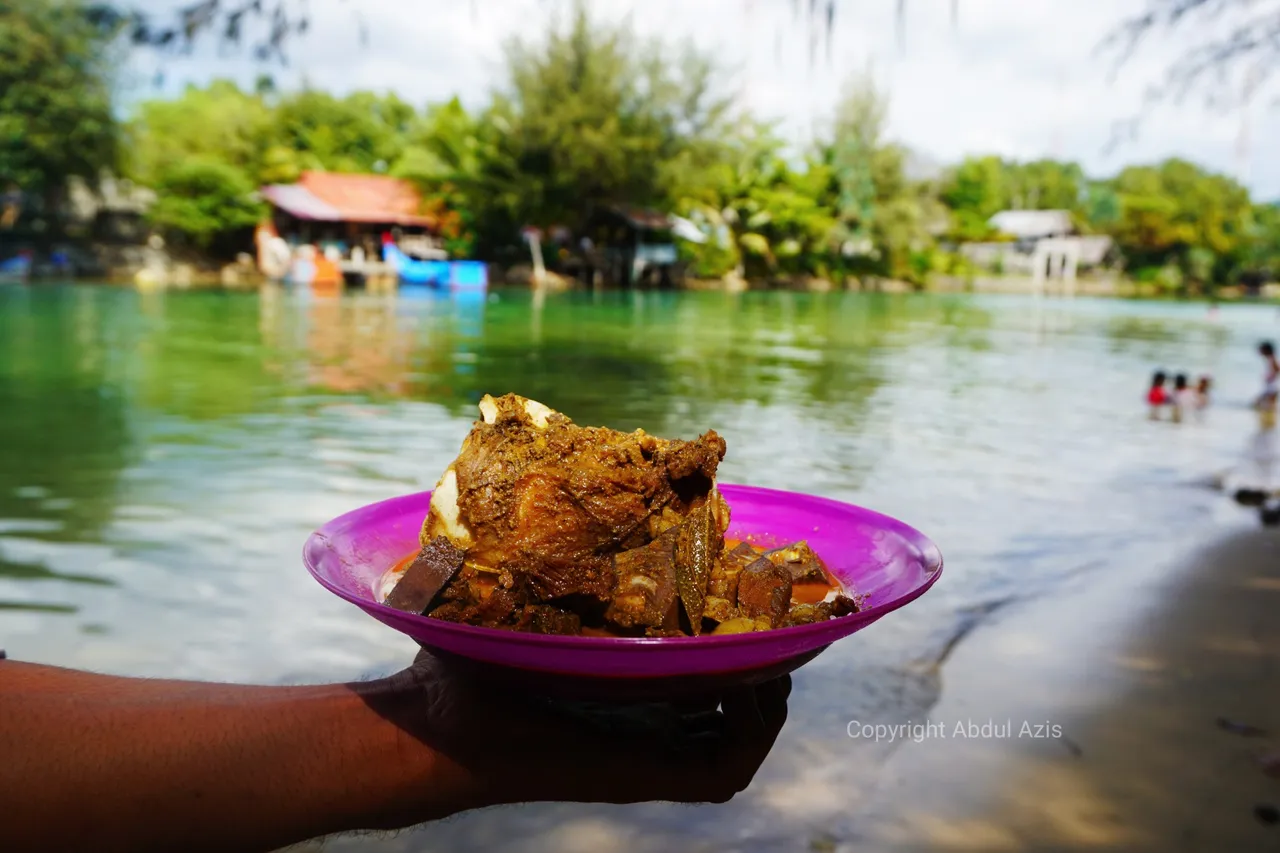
(124, 0), (1280, 198)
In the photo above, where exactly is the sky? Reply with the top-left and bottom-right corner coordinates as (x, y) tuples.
(126, 0), (1280, 199)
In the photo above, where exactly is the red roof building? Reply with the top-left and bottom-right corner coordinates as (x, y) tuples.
(261, 172), (437, 229)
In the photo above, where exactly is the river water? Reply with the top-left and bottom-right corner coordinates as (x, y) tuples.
(0, 285), (1272, 850)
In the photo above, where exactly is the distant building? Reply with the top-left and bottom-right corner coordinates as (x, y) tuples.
(960, 209), (1116, 291)
(260, 171), (442, 259)
(987, 209), (1075, 242)
(581, 206), (684, 288)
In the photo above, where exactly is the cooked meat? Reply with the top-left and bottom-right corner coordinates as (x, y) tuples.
(388, 393), (863, 637)
(703, 595), (738, 623)
(429, 585), (522, 627)
(782, 594), (862, 626)
(384, 536), (466, 614)
(828, 593), (860, 618)
(605, 528), (679, 630)
(737, 556), (793, 625)
(421, 394), (727, 602)
(516, 605), (583, 635)
(708, 541), (755, 601)
(763, 541), (831, 584)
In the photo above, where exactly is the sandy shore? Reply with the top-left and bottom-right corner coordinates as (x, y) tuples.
(856, 524), (1280, 852)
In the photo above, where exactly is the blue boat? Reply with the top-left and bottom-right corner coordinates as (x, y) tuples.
(382, 240), (487, 291)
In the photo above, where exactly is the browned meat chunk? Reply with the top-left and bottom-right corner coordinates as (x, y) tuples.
(604, 529), (678, 630)
(781, 593), (861, 626)
(708, 541), (754, 601)
(737, 556), (792, 625)
(421, 394), (727, 603)
(703, 595), (738, 623)
(384, 536), (466, 614)
(516, 605), (582, 635)
(828, 593), (861, 618)
(429, 585), (523, 627)
(764, 541), (830, 584)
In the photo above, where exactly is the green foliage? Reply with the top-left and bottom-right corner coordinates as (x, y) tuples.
(1240, 203), (1280, 279)
(24, 0), (1280, 290)
(464, 2), (735, 247)
(941, 156), (1085, 241)
(271, 89), (412, 174)
(126, 81), (274, 187)
(128, 83), (416, 186)
(147, 160), (265, 247)
(940, 156), (1007, 240)
(1102, 159), (1254, 286)
(0, 0), (119, 198)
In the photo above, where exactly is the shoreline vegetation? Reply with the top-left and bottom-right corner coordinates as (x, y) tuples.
(5, 1), (1280, 299)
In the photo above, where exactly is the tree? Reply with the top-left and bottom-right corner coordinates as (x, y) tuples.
(1104, 158), (1254, 287)
(674, 120), (852, 280)
(126, 80), (274, 187)
(811, 73), (945, 284)
(940, 156), (1088, 240)
(940, 156), (1007, 241)
(392, 98), (484, 257)
(271, 90), (412, 175)
(466, 2), (735, 248)
(1240, 202), (1280, 280)
(824, 71), (888, 254)
(0, 0), (120, 214)
(147, 159), (265, 248)
(1005, 160), (1085, 213)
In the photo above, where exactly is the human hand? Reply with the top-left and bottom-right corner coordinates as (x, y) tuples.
(357, 648), (790, 818)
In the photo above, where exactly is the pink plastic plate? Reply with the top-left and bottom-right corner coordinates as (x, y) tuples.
(304, 484), (942, 698)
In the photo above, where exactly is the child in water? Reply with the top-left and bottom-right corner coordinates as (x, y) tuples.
(1257, 342), (1279, 430)
(1195, 375), (1212, 410)
(1258, 343), (1279, 407)
(1172, 374), (1196, 422)
(1147, 371), (1170, 418)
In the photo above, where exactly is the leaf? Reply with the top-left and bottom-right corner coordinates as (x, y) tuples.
(673, 501), (721, 635)
(738, 232), (771, 256)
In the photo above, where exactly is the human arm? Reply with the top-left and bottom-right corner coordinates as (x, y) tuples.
(0, 653), (788, 853)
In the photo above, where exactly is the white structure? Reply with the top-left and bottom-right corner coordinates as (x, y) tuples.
(1032, 237), (1081, 294)
(988, 209), (1074, 241)
(958, 210), (1115, 294)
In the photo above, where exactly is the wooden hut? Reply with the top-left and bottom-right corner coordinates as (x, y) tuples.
(581, 206), (683, 288)
(259, 171), (441, 268)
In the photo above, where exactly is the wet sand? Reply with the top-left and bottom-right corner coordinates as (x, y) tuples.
(858, 525), (1280, 852)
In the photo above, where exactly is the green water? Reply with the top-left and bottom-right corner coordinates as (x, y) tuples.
(0, 284), (1270, 850)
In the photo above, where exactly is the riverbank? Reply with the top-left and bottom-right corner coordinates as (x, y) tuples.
(22, 266), (1280, 302)
(856, 523), (1280, 852)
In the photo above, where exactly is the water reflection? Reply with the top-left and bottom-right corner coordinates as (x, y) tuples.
(0, 288), (132, 543)
(0, 555), (116, 586)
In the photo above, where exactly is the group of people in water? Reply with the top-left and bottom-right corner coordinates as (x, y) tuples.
(1146, 341), (1280, 426)
(1147, 370), (1212, 422)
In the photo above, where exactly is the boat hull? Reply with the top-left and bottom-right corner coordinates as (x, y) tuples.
(383, 244), (487, 291)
